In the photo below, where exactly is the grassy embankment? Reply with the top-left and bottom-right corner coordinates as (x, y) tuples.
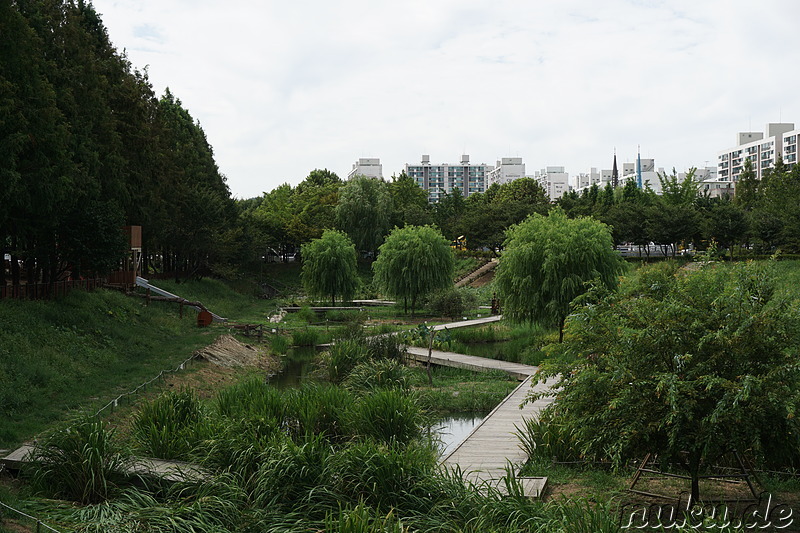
(0, 278), (267, 448)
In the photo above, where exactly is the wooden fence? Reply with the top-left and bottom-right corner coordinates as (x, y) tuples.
(0, 278), (104, 300)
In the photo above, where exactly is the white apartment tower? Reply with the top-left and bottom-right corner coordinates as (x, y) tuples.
(488, 157), (525, 186)
(347, 158), (383, 180)
(783, 129), (800, 169)
(406, 154), (488, 202)
(534, 166), (569, 201)
(717, 123), (794, 182)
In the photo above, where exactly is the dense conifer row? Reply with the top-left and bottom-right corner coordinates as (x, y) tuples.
(1, 0), (236, 285)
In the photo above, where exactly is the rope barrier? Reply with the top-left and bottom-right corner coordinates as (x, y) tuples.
(0, 500), (62, 532)
(93, 352), (197, 417)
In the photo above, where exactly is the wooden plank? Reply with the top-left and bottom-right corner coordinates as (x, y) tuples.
(406, 346), (536, 380)
(2, 445), (208, 483)
(442, 374), (556, 499)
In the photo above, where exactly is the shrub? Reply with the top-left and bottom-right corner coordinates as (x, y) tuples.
(297, 306), (317, 324)
(425, 287), (477, 319)
(285, 384), (353, 442)
(215, 379), (285, 422)
(30, 416), (130, 504)
(292, 328), (320, 346)
(269, 334), (290, 355)
(516, 417), (583, 464)
(324, 501), (405, 533)
(327, 440), (438, 510)
(364, 334), (405, 362)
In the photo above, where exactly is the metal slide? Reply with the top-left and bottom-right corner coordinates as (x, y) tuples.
(135, 277), (226, 322)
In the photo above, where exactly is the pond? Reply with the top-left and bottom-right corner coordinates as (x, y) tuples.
(431, 412), (486, 457)
(269, 346), (318, 388)
(268, 345), (489, 458)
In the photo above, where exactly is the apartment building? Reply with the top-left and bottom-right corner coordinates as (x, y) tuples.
(534, 166), (569, 201)
(487, 157), (525, 186)
(347, 158), (383, 180)
(717, 123), (794, 182)
(783, 129), (800, 169)
(406, 154), (487, 202)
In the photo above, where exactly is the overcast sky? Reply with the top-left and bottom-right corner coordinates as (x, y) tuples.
(93, 0), (800, 199)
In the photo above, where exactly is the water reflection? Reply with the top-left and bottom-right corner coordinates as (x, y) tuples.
(433, 413), (486, 457)
(270, 346), (318, 388)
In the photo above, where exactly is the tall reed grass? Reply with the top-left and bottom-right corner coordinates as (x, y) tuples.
(343, 359), (412, 393)
(291, 328), (320, 346)
(29, 416), (130, 504)
(516, 417), (583, 464)
(132, 388), (207, 459)
(349, 389), (425, 446)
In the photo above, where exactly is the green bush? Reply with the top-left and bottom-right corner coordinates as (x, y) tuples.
(292, 328), (320, 346)
(328, 440), (438, 511)
(30, 416), (130, 504)
(269, 334), (290, 354)
(324, 502), (405, 533)
(364, 334), (405, 362)
(296, 306), (317, 324)
(215, 379), (285, 422)
(425, 287), (477, 319)
(516, 417), (583, 464)
(285, 384), (353, 441)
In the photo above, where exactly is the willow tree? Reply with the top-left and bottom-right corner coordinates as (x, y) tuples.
(301, 229), (359, 306)
(373, 225), (454, 315)
(495, 208), (623, 342)
(335, 175), (392, 255)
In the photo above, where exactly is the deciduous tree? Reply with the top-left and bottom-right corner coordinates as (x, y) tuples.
(336, 175), (392, 255)
(301, 230), (359, 306)
(495, 208), (623, 342)
(534, 261), (800, 503)
(372, 225), (454, 315)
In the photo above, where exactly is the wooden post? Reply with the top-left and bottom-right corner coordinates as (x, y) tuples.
(427, 329), (438, 386)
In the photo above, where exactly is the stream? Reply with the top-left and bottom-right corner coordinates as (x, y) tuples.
(269, 346), (487, 456)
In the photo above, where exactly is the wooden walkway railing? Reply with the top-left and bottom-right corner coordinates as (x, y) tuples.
(0, 278), (104, 300)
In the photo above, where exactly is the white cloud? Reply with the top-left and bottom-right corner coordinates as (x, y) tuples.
(93, 0), (800, 197)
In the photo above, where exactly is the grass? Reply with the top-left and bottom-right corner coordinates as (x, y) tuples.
(0, 288), (224, 447)
(413, 366), (520, 413)
(27, 416), (130, 504)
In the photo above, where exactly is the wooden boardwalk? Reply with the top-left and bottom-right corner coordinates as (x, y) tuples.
(401, 320), (555, 498)
(405, 346), (534, 380)
(442, 374), (556, 498)
(1, 445), (207, 483)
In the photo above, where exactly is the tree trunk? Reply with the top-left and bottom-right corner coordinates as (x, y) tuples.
(688, 452), (702, 506)
(558, 315), (566, 343)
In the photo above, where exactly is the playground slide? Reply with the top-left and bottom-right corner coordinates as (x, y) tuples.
(135, 277), (226, 323)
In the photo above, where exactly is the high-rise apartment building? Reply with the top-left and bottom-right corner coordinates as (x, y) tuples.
(488, 157), (525, 186)
(347, 158), (383, 180)
(405, 154), (487, 202)
(534, 166), (569, 201)
(717, 123), (794, 182)
(783, 129), (800, 169)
